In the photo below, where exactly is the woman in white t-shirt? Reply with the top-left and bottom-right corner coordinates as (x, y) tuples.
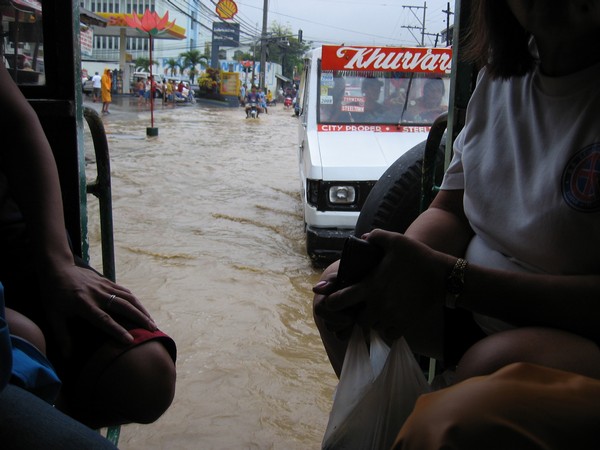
(313, 0), (600, 447)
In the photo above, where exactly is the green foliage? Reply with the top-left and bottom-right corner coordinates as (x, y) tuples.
(263, 21), (310, 79)
(198, 67), (220, 92)
(134, 57), (151, 72)
(165, 58), (180, 76)
(134, 56), (160, 73)
(179, 49), (209, 84)
(234, 50), (254, 61)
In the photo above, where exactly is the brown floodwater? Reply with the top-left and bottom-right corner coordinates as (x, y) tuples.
(83, 97), (337, 449)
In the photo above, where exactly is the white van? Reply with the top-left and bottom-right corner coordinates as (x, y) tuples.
(297, 45), (452, 264)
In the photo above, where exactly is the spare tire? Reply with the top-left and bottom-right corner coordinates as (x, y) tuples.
(354, 139), (445, 237)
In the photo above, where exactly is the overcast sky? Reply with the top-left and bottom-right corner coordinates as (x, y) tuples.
(205, 0), (456, 48)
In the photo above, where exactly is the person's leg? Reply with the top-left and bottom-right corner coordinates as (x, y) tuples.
(0, 238), (177, 429)
(5, 308), (46, 354)
(0, 384), (117, 450)
(392, 362), (600, 450)
(455, 327), (600, 381)
(67, 338), (176, 428)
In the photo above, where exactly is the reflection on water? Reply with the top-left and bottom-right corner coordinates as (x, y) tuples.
(84, 99), (336, 449)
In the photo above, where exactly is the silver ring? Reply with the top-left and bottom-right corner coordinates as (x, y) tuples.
(107, 294), (117, 309)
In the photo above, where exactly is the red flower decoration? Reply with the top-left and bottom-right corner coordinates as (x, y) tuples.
(124, 9), (176, 36)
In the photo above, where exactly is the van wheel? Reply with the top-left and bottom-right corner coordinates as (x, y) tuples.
(354, 140), (444, 237)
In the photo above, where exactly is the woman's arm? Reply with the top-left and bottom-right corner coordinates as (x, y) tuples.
(404, 189), (474, 256)
(406, 190), (600, 342)
(0, 65), (157, 350)
(313, 190), (473, 338)
(319, 188), (600, 343)
(0, 65), (73, 272)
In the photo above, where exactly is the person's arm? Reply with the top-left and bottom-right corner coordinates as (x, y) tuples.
(0, 65), (157, 351)
(404, 188), (473, 255)
(403, 190), (600, 342)
(317, 188), (600, 343)
(313, 190), (471, 338)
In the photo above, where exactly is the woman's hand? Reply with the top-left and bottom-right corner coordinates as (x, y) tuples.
(40, 263), (157, 355)
(316, 229), (451, 340)
(313, 260), (360, 341)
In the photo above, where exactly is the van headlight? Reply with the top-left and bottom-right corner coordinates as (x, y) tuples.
(306, 179), (376, 211)
(329, 185), (356, 204)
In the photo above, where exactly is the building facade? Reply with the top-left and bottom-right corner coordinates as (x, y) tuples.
(80, 0), (199, 88)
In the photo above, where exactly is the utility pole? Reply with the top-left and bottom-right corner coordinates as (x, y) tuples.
(259, 0), (268, 90)
(402, 1), (438, 46)
(442, 2), (454, 45)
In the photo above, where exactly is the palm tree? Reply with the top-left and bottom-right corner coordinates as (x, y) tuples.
(165, 58), (180, 76)
(179, 49), (208, 84)
(134, 56), (151, 72)
(134, 56), (159, 74)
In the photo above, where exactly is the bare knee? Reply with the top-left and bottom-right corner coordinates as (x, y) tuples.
(5, 308), (46, 354)
(456, 327), (600, 382)
(73, 340), (176, 427)
(105, 340), (176, 423)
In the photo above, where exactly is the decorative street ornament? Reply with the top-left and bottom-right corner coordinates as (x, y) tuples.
(215, 0), (238, 20)
(124, 9), (176, 37)
(124, 9), (177, 136)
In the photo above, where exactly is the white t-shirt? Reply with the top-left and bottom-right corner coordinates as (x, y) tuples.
(92, 74), (102, 88)
(441, 64), (600, 332)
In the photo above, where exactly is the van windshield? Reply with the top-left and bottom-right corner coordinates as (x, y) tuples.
(318, 71), (450, 126)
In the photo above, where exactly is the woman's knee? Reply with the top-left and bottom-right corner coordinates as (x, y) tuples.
(90, 340), (176, 424)
(5, 308), (46, 354)
(455, 327), (600, 381)
(115, 341), (175, 421)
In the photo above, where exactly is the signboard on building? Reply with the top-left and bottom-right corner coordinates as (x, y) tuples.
(80, 27), (94, 58)
(212, 22), (239, 47)
(220, 71), (239, 96)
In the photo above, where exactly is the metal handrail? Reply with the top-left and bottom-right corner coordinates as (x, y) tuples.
(82, 106), (120, 445)
(83, 107), (116, 283)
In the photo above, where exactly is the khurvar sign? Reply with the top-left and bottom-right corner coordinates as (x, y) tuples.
(321, 45), (452, 74)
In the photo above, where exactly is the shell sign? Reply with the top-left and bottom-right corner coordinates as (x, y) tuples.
(216, 0), (238, 20)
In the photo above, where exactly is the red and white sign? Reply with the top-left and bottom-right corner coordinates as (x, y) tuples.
(318, 124), (432, 133)
(321, 45), (452, 74)
(80, 27), (94, 58)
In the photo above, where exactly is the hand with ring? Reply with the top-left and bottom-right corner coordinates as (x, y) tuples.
(41, 262), (158, 355)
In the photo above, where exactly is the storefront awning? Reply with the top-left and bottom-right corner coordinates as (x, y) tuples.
(80, 7), (108, 27)
(275, 73), (291, 83)
(9, 0), (41, 13)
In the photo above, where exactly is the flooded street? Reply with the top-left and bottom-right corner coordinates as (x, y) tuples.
(83, 98), (337, 449)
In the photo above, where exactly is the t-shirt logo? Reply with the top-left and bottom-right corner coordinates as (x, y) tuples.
(562, 143), (600, 212)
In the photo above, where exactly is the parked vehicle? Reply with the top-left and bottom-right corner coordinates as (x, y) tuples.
(297, 45), (452, 264)
(82, 76), (93, 95)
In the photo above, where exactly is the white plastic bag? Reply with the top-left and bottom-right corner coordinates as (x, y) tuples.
(322, 326), (431, 450)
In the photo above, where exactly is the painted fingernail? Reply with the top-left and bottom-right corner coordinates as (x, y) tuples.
(313, 280), (328, 289)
